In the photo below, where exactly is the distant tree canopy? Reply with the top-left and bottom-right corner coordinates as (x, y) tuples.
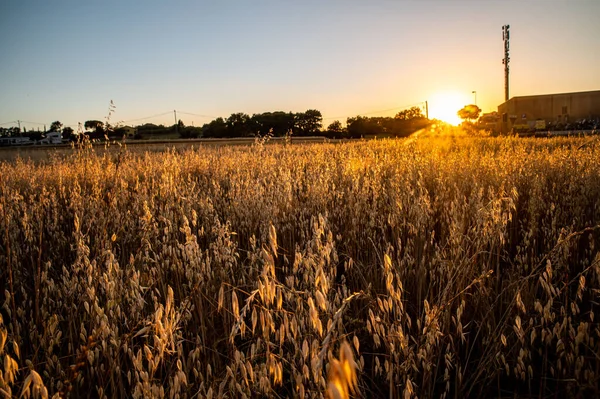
(201, 118), (228, 138)
(0, 127), (21, 137)
(347, 116), (384, 138)
(23, 106), (430, 142)
(49, 121), (63, 132)
(137, 123), (166, 134)
(252, 112), (295, 137)
(24, 130), (44, 141)
(62, 126), (74, 140)
(84, 120), (105, 135)
(345, 107), (429, 138)
(294, 109), (322, 136)
(200, 110), (323, 139)
(120, 121), (201, 139)
(195, 107), (429, 139)
(225, 113), (253, 138)
(326, 120), (345, 138)
(395, 106), (425, 121)
(81, 120), (105, 139)
(457, 104), (482, 122)
(174, 120), (203, 139)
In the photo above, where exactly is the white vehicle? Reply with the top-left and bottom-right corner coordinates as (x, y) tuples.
(37, 132), (65, 145)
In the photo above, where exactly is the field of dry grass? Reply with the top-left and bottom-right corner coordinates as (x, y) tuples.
(1, 136), (599, 398)
(0, 136), (329, 163)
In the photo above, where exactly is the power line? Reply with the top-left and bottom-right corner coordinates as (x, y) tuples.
(121, 111), (173, 124)
(177, 111), (217, 119)
(0, 121), (17, 126)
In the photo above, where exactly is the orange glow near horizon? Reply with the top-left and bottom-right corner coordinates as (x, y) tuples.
(428, 92), (472, 126)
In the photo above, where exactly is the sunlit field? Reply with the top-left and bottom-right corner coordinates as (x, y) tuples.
(1, 135), (600, 398)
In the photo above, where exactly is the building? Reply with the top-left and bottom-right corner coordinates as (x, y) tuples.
(497, 90), (600, 133)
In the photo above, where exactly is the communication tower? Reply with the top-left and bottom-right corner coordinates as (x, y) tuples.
(502, 25), (510, 102)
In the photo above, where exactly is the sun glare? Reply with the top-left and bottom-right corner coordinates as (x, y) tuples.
(429, 92), (471, 126)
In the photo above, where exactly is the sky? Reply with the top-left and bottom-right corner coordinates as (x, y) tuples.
(1, 0), (599, 129)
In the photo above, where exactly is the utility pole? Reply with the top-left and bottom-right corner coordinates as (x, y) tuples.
(174, 110), (178, 136)
(502, 25), (510, 102)
(472, 91), (477, 106)
(17, 120), (21, 134)
(425, 101), (429, 119)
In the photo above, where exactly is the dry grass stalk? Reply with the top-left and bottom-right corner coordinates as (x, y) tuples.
(0, 136), (598, 398)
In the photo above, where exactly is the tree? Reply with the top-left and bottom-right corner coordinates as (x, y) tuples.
(346, 116), (384, 138)
(250, 112), (295, 137)
(226, 113), (252, 137)
(110, 126), (131, 139)
(202, 118), (228, 138)
(62, 126), (74, 141)
(457, 104), (482, 122)
(0, 127), (20, 137)
(84, 120), (104, 133)
(327, 120), (344, 137)
(395, 106), (425, 121)
(268, 112), (295, 137)
(294, 109), (323, 136)
(83, 120), (105, 139)
(179, 125), (202, 139)
(392, 106), (429, 136)
(49, 121), (63, 132)
(136, 123), (170, 138)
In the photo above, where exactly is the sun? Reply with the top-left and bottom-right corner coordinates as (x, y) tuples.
(428, 92), (472, 126)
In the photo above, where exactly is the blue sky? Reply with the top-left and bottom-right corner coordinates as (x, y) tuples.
(1, 0), (599, 128)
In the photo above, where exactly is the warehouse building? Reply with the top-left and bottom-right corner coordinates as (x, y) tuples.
(497, 90), (600, 133)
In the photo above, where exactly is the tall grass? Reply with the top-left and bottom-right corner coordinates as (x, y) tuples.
(1, 136), (599, 398)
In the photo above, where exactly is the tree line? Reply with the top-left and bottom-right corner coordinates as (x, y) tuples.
(187, 106), (429, 139)
(0, 121), (76, 141)
(0, 106), (430, 141)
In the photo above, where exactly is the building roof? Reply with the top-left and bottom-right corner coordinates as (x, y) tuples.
(501, 89), (600, 105)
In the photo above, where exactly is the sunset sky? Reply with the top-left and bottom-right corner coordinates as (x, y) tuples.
(1, 0), (599, 129)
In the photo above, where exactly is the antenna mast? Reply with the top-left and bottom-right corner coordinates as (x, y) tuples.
(502, 25), (510, 102)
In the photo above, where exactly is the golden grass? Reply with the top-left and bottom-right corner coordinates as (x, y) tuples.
(0, 136), (599, 398)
